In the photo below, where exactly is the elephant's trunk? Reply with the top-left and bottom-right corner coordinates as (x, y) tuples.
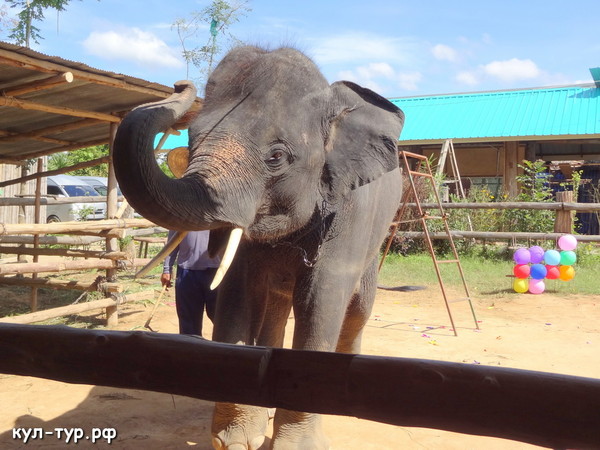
(114, 81), (222, 231)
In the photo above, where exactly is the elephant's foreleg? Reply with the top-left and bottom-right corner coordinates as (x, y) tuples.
(336, 258), (378, 354)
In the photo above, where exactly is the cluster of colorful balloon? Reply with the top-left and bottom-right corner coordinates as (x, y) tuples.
(512, 234), (578, 294)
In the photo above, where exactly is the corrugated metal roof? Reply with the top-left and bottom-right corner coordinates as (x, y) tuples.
(0, 41), (202, 163)
(390, 84), (600, 144)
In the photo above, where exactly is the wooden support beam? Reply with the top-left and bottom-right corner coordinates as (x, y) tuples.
(0, 138), (109, 164)
(0, 257), (150, 275)
(0, 276), (123, 292)
(0, 245), (127, 260)
(0, 291), (152, 324)
(3, 72), (74, 97)
(0, 218), (154, 235)
(0, 95), (121, 122)
(0, 50), (173, 99)
(0, 235), (103, 246)
(0, 155), (109, 188)
(0, 325), (597, 449)
(0, 118), (103, 144)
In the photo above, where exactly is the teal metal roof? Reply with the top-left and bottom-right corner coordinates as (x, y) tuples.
(157, 83), (600, 148)
(390, 84), (600, 144)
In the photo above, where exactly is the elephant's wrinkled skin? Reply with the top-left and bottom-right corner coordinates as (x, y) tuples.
(114, 46), (404, 449)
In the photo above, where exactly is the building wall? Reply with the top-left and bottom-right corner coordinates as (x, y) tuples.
(0, 162), (46, 225)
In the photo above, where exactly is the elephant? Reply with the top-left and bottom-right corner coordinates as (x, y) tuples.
(113, 46), (404, 449)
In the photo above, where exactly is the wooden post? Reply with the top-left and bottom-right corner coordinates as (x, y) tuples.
(503, 141), (520, 198)
(30, 158), (43, 311)
(554, 191), (575, 233)
(105, 122), (120, 326)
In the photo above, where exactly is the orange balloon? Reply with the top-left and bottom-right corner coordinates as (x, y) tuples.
(559, 265), (575, 281)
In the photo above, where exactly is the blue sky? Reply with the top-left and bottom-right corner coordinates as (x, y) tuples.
(1, 0), (598, 98)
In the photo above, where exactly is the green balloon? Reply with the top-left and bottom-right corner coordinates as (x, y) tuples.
(560, 250), (577, 266)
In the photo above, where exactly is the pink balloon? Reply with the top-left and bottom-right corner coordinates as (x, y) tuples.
(558, 234), (577, 251)
(528, 279), (545, 294)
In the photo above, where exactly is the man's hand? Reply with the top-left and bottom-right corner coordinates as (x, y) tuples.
(160, 273), (172, 290)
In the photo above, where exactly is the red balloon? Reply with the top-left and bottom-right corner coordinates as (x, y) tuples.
(513, 264), (530, 279)
(545, 265), (560, 280)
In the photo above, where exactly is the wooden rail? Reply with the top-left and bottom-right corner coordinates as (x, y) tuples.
(0, 324), (598, 449)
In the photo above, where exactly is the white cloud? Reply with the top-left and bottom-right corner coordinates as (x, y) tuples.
(311, 32), (421, 65)
(432, 44), (458, 62)
(83, 28), (184, 69)
(338, 63), (421, 94)
(456, 71), (479, 86)
(483, 58), (541, 82)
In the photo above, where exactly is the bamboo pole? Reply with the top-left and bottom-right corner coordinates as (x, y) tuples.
(0, 258), (151, 275)
(0, 325), (597, 449)
(411, 201), (600, 211)
(0, 276), (122, 293)
(0, 218), (154, 235)
(0, 246), (127, 260)
(0, 290), (153, 324)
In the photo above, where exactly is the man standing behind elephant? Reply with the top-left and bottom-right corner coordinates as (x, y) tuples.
(161, 230), (220, 337)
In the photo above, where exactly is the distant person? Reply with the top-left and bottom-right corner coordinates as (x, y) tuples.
(161, 230), (220, 337)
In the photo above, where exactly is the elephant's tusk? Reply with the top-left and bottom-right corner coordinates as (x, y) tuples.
(210, 227), (243, 290)
(135, 231), (188, 279)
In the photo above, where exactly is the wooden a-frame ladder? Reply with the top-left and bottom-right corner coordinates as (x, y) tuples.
(379, 151), (479, 336)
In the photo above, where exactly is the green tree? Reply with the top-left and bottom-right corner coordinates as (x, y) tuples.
(48, 145), (108, 176)
(172, 0), (251, 84)
(6, 0), (82, 47)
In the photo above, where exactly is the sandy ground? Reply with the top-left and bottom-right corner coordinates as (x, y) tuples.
(0, 284), (599, 449)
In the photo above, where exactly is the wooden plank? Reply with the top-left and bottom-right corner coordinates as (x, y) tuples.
(0, 257), (151, 275)
(0, 276), (123, 292)
(0, 218), (154, 235)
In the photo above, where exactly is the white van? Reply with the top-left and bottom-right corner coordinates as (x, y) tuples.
(46, 174), (106, 223)
(77, 176), (139, 218)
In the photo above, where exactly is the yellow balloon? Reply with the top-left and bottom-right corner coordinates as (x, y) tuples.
(513, 278), (529, 293)
(559, 265), (575, 281)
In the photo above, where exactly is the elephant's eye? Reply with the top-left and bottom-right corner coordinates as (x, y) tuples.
(265, 145), (289, 168)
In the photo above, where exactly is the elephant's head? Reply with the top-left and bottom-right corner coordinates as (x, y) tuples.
(114, 46), (404, 270)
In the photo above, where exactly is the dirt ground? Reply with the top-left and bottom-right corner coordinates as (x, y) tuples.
(0, 284), (598, 449)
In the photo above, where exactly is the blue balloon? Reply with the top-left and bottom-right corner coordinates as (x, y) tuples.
(544, 249), (561, 266)
(530, 264), (548, 280)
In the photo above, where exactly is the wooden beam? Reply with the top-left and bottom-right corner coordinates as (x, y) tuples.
(0, 95), (121, 122)
(3, 72), (74, 97)
(0, 325), (597, 449)
(503, 141), (519, 197)
(0, 235), (104, 246)
(0, 291), (153, 324)
(0, 118), (103, 143)
(0, 218), (155, 235)
(0, 195), (118, 206)
(0, 245), (127, 260)
(0, 276), (123, 292)
(0, 257), (151, 275)
(0, 156), (109, 188)
(0, 138), (110, 164)
(0, 50), (173, 99)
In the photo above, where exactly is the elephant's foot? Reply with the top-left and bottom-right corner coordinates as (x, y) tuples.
(212, 402), (271, 450)
(271, 410), (329, 450)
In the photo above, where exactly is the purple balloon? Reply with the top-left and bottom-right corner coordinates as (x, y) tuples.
(530, 264), (547, 280)
(513, 248), (531, 265)
(529, 246), (545, 264)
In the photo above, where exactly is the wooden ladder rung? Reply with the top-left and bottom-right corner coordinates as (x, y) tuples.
(435, 259), (460, 264)
(409, 170), (433, 178)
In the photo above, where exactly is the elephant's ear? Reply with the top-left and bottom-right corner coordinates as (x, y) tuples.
(321, 81), (405, 196)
